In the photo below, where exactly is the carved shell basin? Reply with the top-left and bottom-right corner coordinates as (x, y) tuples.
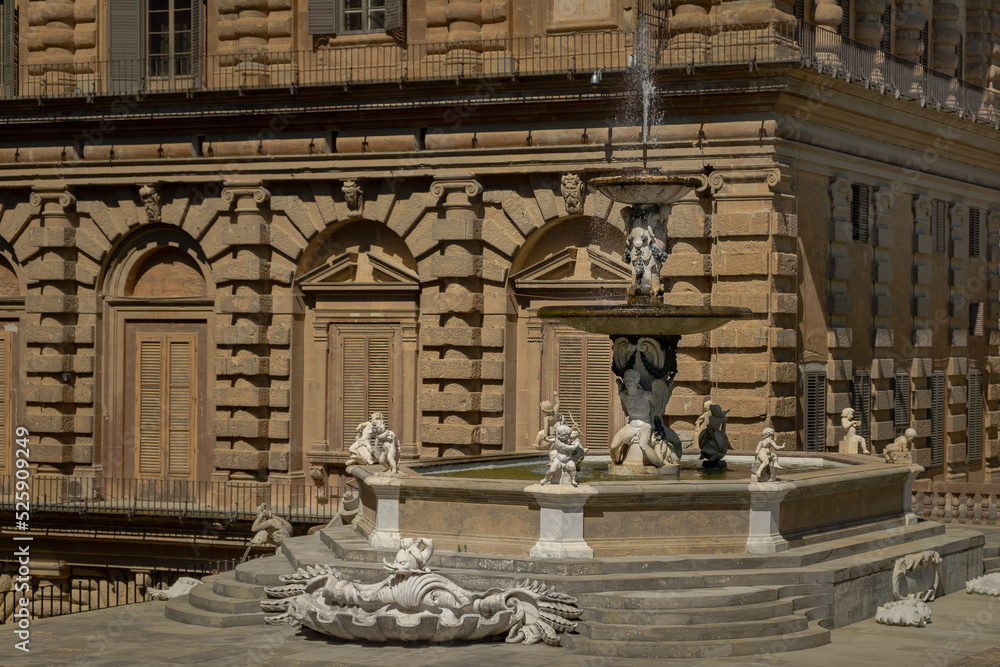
(588, 174), (702, 205)
(536, 303), (753, 337)
(289, 595), (520, 642)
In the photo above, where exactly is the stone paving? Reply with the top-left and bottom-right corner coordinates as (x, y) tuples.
(1, 585), (997, 667)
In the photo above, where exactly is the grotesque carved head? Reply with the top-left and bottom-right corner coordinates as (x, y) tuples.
(342, 179), (364, 211)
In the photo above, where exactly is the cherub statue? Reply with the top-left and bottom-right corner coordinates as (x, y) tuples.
(884, 428), (917, 464)
(384, 537), (433, 574)
(347, 412), (400, 474)
(839, 407), (870, 455)
(698, 402), (733, 467)
(622, 205), (669, 299)
(540, 422), (585, 486)
(250, 504), (292, 548)
(694, 399), (714, 443)
(609, 368), (681, 467)
(751, 427), (784, 482)
(531, 392), (560, 450)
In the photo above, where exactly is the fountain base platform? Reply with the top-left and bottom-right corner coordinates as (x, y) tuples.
(606, 462), (679, 477)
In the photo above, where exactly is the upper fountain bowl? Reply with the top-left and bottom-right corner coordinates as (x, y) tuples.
(589, 174), (702, 206)
(536, 302), (753, 337)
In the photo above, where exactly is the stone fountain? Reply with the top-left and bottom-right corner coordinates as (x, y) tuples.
(538, 173), (750, 477)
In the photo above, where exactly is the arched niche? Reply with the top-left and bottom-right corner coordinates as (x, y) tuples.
(100, 226), (214, 482)
(506, 216), (629, 455)
(295, 218), (420, 471)
(103, 226), (213, 299)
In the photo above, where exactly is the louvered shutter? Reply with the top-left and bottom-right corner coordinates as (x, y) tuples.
(880, 4), (892, 53)
(851, 184), (870, 243)
(167, 339), (194, 475)
(956, 34), (963, 79)
(793, 0), (804, 22)
(339, 332), (392, 448)
(0, 333), (9, 466)
(970, 208), (981, 258)
(138, 338), (163, 475)
(930, 371), (945, 466)
(839, 0), (850, 37)
(968, 369), (983, 462)
(931, 200), (947, 253)
(2, 0), (18, 98)
(191, 0), (204, 89)
(584, 338), (612, 449)
(893, 370), (910, 433)
(852, 370), (871, 444)
(971, 302), (985, 336)
(341, 336), (368, 447)
(805, 372), (826, 452)
(384, 0), (405, 32)
(556, 337), (584, 431)
(920, 21), (929, 69)
(309, 0), (338, 34)
(109, 0), (143, 93)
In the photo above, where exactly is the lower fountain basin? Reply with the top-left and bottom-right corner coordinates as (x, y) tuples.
(536, 303), (753, 336)
(350, 453), (921, 557)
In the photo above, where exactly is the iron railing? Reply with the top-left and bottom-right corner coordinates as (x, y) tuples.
(0, 566), (218, 623)
(912, 479), (1000, 525)
(0, 474), (340, 524)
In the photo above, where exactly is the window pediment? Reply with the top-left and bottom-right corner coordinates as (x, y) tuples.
(298, 251), (419, 292)
(511, 247), (630, 292)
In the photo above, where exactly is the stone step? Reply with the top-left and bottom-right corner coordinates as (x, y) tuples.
(577, 611), (811, 642)
(318, 521), (943, 576)
(984, 555), (1000, 573)
(564, 621), (830, 659)
(577, 586), (779, 610)
(163, 595), (267, 628)
(582, 595), (797, 625)
(233, 554), (296, 586)
(209, 572), (269, 600)
(188, 583), (264, 615)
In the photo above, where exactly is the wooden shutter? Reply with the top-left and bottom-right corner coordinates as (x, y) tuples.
(852, 370), (871, 444)
(2, 0), (18, 98)
(920, 20), (929, 69)
(191, 0), (204, 89)
(930, 371), (945, 466)
(384, 0), (405, 33)
(893, 370), (910, 433)
(556, 337), (583, 432)
(971, 302), (985, 336)
(805, 371), (826, 452)
(970, 208), (981, 258)
(956, 34), (963, 79)
(968, 369), (983, 463)
(554, 334), (618, 450)
(931, 200), (947, 254)
(308, 0), (338, 34)
(0, 333), (9, 467)
(839, 0), (850, 37)
(851, 184), (870, 243)
(793, 0), (805, 22)
(137, 338), (163, 475)
(880, 4), (892, 53)
(109, 0), (143, 93)
(167, 339), (194, 475)
(339, 331), (392, 448)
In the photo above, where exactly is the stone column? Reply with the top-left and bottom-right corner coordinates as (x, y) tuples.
(827, 178), (854, 452)
(665, 0), (712, 67)
(24, 188), (94, 474)
(931, 0), (962, 76)
(813, 0), (845, 68)
(911, 195), (935, 458)
(218, 0), (294, 86)
(854, 0), (887, 47)
(963, 0), (994, 88)
(870, 186), (896, 453)
(420, 177), (504, 456)
(213, 183), (290, 484)
(987, 211), (1000, 481)
(946, 204), (968, 481)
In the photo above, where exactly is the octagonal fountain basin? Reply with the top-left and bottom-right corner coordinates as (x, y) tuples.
(536, 303), (753, 336)
(588, 174), (703, 205)
(349, 453), (921, 558)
